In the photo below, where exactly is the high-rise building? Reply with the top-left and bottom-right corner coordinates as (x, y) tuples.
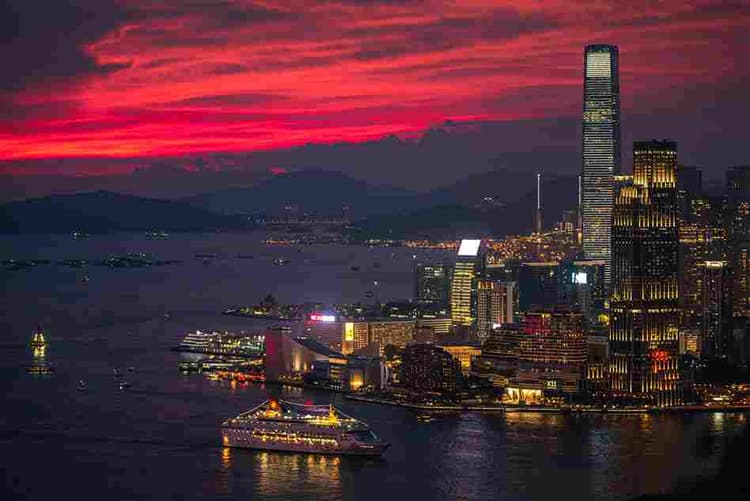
(450, 239), (483, 328)
(726, 166), (750, 318)
(414, 263), (452, 306)
(475, 280), (515, 341)
(518, 262), (558, 312)
(557, 259), (606, 324)
(582, 44), (621, 287)
(700, 261), (733, 359)
(610, 140), (681, 406)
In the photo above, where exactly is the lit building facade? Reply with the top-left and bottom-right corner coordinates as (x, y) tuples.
(557, 259), (606, 325)
(473, 308), (587, 399)
(700, 261), (733, 359)
(437, 342), (482, 376)
(450, 239), (483, 328)
(475, 279), (515, 341)
(399, 343), (462, 394)
(726, 166), (750, 318)
(582, 44), (621, 288)
(415, 263), (452, 306)
(341, 321), (370, 355)
(341, 319), (415, 355)
(610, 140), (681, 406)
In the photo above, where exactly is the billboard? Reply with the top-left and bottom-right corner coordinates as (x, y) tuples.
(309, 313), (336, 323)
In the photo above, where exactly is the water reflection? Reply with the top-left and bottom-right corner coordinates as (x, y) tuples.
(254, 451), (342, 498)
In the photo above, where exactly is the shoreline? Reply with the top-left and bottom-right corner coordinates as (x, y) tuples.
(344, 394), (750, 414)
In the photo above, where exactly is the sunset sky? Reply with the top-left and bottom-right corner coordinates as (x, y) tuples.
(1, 0), (748, 181)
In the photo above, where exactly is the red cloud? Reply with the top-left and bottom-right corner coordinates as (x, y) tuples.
(1, 0), (748, 168)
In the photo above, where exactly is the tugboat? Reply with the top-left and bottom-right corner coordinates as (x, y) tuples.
(30, 327), (46, 349)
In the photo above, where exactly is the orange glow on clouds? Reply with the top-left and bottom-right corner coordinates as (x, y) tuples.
(1, 0), (747, 168)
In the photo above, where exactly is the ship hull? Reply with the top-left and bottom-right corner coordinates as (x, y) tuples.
(222, 427), (389, 456)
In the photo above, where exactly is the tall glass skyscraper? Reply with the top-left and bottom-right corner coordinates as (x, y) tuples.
(581, 44), (621, 287)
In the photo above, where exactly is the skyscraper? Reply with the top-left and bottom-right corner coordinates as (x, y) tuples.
(700, 261), (733, 359)
(610, 140), (681, 406)
(450, 239), (483, 329)
(726, 166), (750, 318)
(581, 44), (621, 287)
(414, 263), (452, 306)
(475, 280), (515, 341)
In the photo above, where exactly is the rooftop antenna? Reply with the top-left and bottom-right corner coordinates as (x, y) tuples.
(534, 173), (542, 235)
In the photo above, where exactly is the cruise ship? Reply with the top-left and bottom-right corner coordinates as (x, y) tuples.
(221, 399), (389, 456)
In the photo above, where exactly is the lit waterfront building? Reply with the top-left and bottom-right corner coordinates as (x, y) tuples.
(368, 320), (415, 352)
(342, 321), (370, 355)
(341, 319), (415, 355)
(610, 140), (681, 406)
(303, 312), (342, 351)
(581, 44), (621, 287)
(474, 308), (587, 402)
(475, 279), (515, 341)
(436, 340), (482, 376)
(399, 343), (462, 394)
(450, 239), (483, 329)
(414, 263), (452, 306)
(264, 326), (347, 385)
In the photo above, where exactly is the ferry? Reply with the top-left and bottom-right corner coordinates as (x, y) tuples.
(221, 399), (389, 456)
(30, 327), (46, 348)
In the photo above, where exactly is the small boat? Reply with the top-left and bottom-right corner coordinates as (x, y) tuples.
(113, 368), (121, 378)
(77, 379), (87, 391)
(119, 380), (131, 390)
(364, 291), (374, 298)
(273, 258), (289, 265)
(127, 367), (135, 373)
(30, 327), (46, 349)
(82, 275), (90, 283)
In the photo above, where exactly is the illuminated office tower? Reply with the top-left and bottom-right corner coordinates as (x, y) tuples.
(610, 141), (681, 406)
(726, 166), (750, 317)
(581, 44), (620, 288)
(450, 239), (483, 329)
(476, 280), (515, 341)
(700, 261), (733, 359)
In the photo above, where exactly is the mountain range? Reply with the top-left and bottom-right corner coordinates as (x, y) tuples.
(0, 168), (578, 236)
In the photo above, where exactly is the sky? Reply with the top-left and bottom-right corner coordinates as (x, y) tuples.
(1, 0), (748, 189)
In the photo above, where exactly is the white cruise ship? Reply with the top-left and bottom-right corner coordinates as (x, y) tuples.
(221, 399), (389, 456)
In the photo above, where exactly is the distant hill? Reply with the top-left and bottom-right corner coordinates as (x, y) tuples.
(0, 191), (251, 233)
(349, 172), (578, 238)
(182, 168), (440, 218)
(349, 204), (490, 240)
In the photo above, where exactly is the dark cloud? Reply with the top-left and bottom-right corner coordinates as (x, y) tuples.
(0, 0), (130, 91)
(171, 93), (283, 107)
